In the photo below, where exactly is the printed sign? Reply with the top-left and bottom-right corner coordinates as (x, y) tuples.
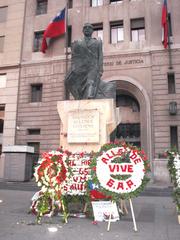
(91, 201), (119, 222)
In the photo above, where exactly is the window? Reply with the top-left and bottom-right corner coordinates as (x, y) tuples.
(31, 84), (42, 102)
(0, 74), (6, 88)
(0, 144), (2, 155)
(90, 0), (103, 7)
(0, 104), (5, 112)
(68, 0), (73, 9)
(168, 72), (175, 94)
(117, 123), (140, 138)
(0, 6), (7, 23)
(110, 0), (122, 4)
(0, 36), (5, 52)
(36, 0), (48, 15)
(92, 23), (103, 40)
(0, 105), (5, 134)
(110, 21), (124, 43)
(33, 31), (44, 52)
(131, 18), (145, 41)
(170, 126), (178, 151)
(28, 129), (41, 135)
(67, 26), (72, 47)
(0, 119), (4, 133)
(115, 123), (141, 147)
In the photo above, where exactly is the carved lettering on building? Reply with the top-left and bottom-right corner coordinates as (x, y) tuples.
(103, 58), (144, 67)
(124, 59), (144, 64)
(103, 62), (114, 66)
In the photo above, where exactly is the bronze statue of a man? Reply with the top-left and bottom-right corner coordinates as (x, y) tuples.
(65, 23), (116, 100)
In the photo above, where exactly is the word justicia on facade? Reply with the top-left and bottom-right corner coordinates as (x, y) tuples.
(103, 58), (144, 67)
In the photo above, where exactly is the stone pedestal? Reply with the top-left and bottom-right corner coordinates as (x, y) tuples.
(3, 145), (34, 181)
(153, 158), (171, 184)
(57, 99), (120, 152)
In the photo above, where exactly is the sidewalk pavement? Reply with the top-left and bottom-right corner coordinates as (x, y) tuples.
(0, 181), (179, 240)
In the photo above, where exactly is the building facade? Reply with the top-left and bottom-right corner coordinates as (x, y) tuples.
(0, 0), (26, 178)
(0, 0), (180, 182)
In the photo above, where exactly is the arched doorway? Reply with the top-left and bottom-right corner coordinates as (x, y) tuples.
(116, 89), (141, 147)
(103, 76), (152, 165)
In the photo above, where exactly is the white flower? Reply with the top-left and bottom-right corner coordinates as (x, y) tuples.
(37, 182), (42, 187)
(31, 191), (41, 201)
(41, 186), (48, 193)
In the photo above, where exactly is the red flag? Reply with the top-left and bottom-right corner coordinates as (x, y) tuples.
(41, 8), (66, 53)
(161, 0), (168, 48)
(90, 190), (111, 200)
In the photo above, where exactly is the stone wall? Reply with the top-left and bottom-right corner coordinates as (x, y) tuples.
(152, 49), (180, 158)
(16, 61), (65, 151)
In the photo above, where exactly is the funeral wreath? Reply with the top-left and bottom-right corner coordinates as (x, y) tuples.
(31, 150), (71, 223)
(88, 141), (150, 201)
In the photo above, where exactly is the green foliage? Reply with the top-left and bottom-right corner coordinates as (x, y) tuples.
(167, 151), (180, 214)
(35, 192), (53, 223)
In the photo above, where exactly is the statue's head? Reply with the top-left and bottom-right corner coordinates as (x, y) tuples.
(83, 23), (94, 37)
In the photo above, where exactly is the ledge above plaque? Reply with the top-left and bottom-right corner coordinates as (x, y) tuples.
(67, 109), (99, 143)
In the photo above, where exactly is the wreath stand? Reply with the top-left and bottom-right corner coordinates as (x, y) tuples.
(107, 199), (137, 232)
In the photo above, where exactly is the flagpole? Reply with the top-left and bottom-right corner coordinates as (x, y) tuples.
(65, 1), (69, 100)
(166, 0), (173, 70)
(167, 16), (173, 70)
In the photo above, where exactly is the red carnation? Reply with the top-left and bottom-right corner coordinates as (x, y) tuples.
(79, 152), (84, 157)
(143, 155), (148, 161)
(56, 163), (67, 184)
(92, 166), (96, 171)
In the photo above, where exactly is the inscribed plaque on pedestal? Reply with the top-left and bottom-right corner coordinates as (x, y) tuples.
(67, 109), (99, 143)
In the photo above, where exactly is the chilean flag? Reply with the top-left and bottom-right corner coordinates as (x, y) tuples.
(41, 8), (66, 53)
(161, 0), (168, 48)
(89, 182), (111, 200)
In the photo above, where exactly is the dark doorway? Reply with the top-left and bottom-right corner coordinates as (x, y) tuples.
(113, 90), (141, 147)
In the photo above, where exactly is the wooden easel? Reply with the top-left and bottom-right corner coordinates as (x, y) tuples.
(107, 199), (137, 232)
(120, 199), (128, 215)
